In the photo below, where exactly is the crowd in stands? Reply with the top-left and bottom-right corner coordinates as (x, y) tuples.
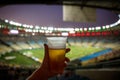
(0, 35), (120, 50)
(0, 62), (91, 80)
(0, 35), (120, 80)
(0, 62), (35, 80)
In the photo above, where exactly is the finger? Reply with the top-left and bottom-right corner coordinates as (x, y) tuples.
(65, 48), (70, 53)
(63, 62), (67, 68)
(44, 44), (49, 56)
(63, 57), (70, 68)
(43, 44), (50, 67)
(65, 57), (70, 62)
(63, 60), (69, 68)
(43, 44), (49, 62)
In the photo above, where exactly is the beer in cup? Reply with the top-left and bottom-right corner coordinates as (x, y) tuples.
(46, 37), (67, 74)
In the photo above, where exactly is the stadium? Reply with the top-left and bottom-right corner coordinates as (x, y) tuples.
(0, 1), (120, 80)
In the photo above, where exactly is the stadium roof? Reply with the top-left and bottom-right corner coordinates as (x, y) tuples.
(0, 0), (120, 28)
(0, 0), (120, 13)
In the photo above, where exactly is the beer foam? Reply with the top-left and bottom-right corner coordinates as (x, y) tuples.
(47, 37), (67, 49)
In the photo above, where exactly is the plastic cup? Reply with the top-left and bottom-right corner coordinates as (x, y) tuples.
(46, 37), (67, 74)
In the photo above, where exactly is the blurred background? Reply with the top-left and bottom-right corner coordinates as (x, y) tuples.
(0, 0), (120, 80)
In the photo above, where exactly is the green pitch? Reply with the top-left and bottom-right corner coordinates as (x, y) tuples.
(20, 45), (104, 61)
(0, 45), (104, 67)
(0, 52), (40, 67)
(66, 45), (104, 60)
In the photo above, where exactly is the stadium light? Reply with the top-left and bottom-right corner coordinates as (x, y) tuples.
(48, 27), (54, 31)
(96, 27), (101, 30)
(92, 27), (95, 30)
(9, 21), (14, 25)
(9, 21), (22, 26)
(69, 30), (75, 33)
(75, 28), (79, 31)
(23, 24), (27, 27)
(27, 29), (32, 32)
(61, 32), (68, 36)
(106, 25), (109, 28)
(39, 30), (45, 33)
(54, 28), (58, 31)
(118, 14), (120, 18)
(5, 19), (9, 23)
(89, 27), (92, 30)
(30, 25), (34, 28)
(45, 30), (50, 33)
(9, 29), (19, 34)
(80, 28), (83, 31)
(116, 19), (120, 24)
(109, 23), (117, 27)
(32, 33), (35, 35)
(84, 28), (87, 31)
(35, 25), (40, 29)
(40, 26), (47, 30)
(33, 29), (36, 32)
(102, 26), (106, 29)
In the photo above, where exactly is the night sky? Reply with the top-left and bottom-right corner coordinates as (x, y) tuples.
(0, 4), (119, 28)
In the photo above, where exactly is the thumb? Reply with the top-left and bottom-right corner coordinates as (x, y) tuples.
(65, 48), (70, 53)
(43, 44), (49, 62)
(44, 44), (49, 55)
